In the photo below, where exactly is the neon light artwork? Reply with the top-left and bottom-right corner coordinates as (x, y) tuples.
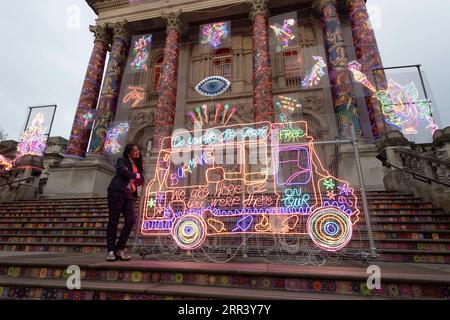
(122, 86), (145, 109)
(374, 80), (438, 135)
(275, 96), (302, 123)
(141, 120), (360, 253)
(270, 18), (296, 53)
(195, 76), (231, 97)
(104, 122), (129, 154)
(200, 22), (230, 49)
(302, 56), (327, 88)
(0, 155), (13, 172)
(186, 103), (237, 128)
(130, 34), (152, 72)
(82, 111), (94, 128)
(347, 61), (439, 136)
(347, 61), (376, 93)
(16, 112), (48, 158)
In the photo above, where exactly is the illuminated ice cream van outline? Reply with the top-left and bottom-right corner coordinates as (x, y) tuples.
(141, 121), (360, 252)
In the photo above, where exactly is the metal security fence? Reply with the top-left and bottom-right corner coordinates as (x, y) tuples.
(133, 114), (379, 266)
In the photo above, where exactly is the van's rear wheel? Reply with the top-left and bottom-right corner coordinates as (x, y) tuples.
(307, 207), (353, 252)
(172, 215), (206, 250)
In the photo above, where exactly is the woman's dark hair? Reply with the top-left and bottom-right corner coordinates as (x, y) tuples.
(123, 143), (143, 173)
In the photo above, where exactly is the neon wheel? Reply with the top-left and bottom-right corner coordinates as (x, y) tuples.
(172, 215), (206, 250)
(307, 207), (352, 252)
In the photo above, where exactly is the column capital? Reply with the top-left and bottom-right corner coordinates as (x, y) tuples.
(162, 10), (182, 34)
(109, 20), (131, 44)
(313, 0), (337, 13)
(247, 0), (269, 22)
(346, 0), (367, 10)
(90, 24), (111, 45)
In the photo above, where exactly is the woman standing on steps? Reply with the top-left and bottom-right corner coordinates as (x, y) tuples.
(106, 143), (144, 262)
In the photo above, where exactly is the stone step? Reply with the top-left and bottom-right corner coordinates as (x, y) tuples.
(0, 277), (387, 300)
(0, 254), (448, 300)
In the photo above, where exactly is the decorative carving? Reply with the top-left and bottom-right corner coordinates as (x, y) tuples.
(302, 95), (324, 113)
(133, 111), (154, 127)
(162, 10), (182, 34)
(110, 20), (131, 44)
(312, 0), (337, 12)
(91, 24), (111, 45)
(247, 0), (269, 22)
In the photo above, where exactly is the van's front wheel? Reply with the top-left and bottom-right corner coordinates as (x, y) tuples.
(307, 207), (353, 252)
(172, 215), (207, 250)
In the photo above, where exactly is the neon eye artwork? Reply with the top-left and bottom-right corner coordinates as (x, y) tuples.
(301, 56), (327, 88)
(130, 34), (152, 72)
(270, 18), (296, 53)
(122, 86), (145, 108)
(141, 121), (360, 253)
(187, 103), (236, 127)
(200, 22), (230, 49)
(195, 76), (231, 97)
(104, 122), (129, 154)
(0, 155), (13, 172)
(16, 112), (48, 158)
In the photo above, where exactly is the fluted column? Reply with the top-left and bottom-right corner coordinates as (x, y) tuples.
(248, 0), (274, 122)
(66, 25), (110, 158)
(152, 11), (182, 151)
(90, 20), (130, 155)
(347, 0), (388, 139)
(314, 0), (361, 138)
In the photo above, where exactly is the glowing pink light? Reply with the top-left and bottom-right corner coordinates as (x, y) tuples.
(104, 123), (129, 154)
(16, 113), (48, 158)
(0, 155), (13, 172)
(348, 60), (377, 93)
(270, 18), (296, 52)
(201, 22), (229, 48)
(302, 56), (327, 88)
(130, 35), (152, 72)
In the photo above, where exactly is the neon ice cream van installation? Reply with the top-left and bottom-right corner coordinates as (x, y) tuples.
(141, 121), (359, 252)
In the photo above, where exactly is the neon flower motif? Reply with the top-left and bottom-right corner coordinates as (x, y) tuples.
(348, 61), (376, 93)
(302, 56), (327, 88)
(122, 86), (145, 109)
(338, 184), (352, 196)
(323, 178), (335, 190)
(374, 80), (438, 135)
(0, 155), (13, 172)
(16, 112), (48, 158)
(200, 22), (230, 48)
(270, 18), (296, 53)
(327, 190), (336, 200)
(147, 198), (156, 208)
(195, 76), (231, 97)
(104, 123), (129, 154)
(130, 34), (152, 72)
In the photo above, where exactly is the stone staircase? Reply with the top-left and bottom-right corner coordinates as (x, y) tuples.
(0, 191), (449, 300)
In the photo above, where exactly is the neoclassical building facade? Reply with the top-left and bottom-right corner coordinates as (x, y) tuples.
(43, 0), (390, 198)
(66, 0), (386, 156)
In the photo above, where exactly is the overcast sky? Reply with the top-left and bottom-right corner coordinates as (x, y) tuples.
(0, 0), (449, 140)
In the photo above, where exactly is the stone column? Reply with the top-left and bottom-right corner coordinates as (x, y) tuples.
(248, 0), (274, 123)
(314, 0), (361, 138)
(347, 0), (388, 140)
(66, 24), (110, 158)
(90, 20), (130, 155)
(152, 11), (182, 151)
